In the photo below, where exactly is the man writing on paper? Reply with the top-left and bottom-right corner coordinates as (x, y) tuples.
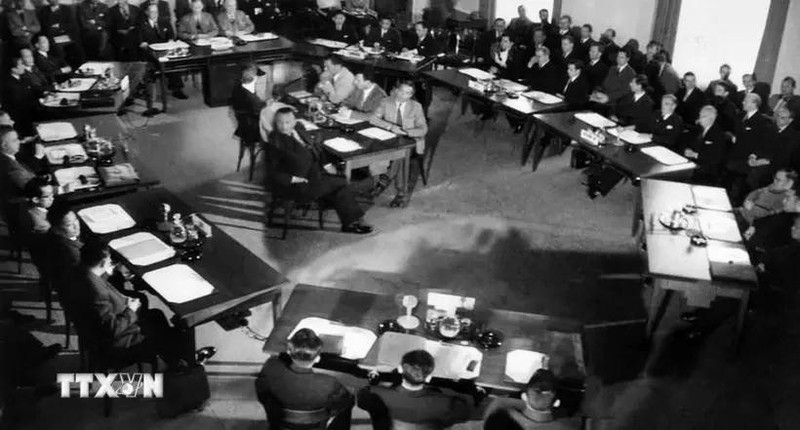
(369, 80), (427, 208)
(315, 55), (355, 104)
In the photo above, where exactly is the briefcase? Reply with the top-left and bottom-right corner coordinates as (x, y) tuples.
(156, 364), (210, 418)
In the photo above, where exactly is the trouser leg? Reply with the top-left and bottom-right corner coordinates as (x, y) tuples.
(137, 309), (192, 367)
(319, 176), (364, 225)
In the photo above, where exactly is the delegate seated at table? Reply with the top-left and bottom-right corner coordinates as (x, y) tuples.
(231, 63), (266, 143)
(642, 94), (683, 150)
(265, 107), (374, 234)
(17, 178), (54, 265)
(33, 35), (72, 84)
(255, 328), (354, 429)
(683, 105), (728, 185)
(138, 1), (188, 113)
(744, 192), (800, 252)
(20, 48), (50, 98)
(488, 35), (525, 81)
(323, 10), (358, 44)
(315, 56), (355, 104)
(177, 0), (220, 41)
(526, 46), (561, 95)
(339, 69), (387, 119)
(590, 49), (635, 107)
(362, 16), (401, 53)
(45, 205), (84, 296)
(403, 21), (442, 57)
(216, 0), (255, 38)
(560, 59), (591, 107)
(357, 350), (474, 430)
(611, 75), (654, 133)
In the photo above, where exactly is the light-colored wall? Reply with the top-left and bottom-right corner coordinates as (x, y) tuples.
(772, 0), (800, 92)
(560, 0), (657, 47)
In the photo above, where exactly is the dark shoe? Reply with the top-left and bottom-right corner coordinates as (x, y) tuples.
(341, 222), (374, 234)
(389, 194), (406, 208)
(195, 346), (216, 365)
(172, 90), (188, 100)
(42, 344), (63, 361)
(142, 108), (160, 117)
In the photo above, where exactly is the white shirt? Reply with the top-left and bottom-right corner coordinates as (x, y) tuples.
(683, 87), (694, 101)
(361, 83), (375, 106)
(495, 49), (509, 67)
(242, 80), (256, 94)
(745, 111), (755, 120)
(618, 64), (629, 74)
(633, 92), (645, 103)
(590, 59), (599, 66)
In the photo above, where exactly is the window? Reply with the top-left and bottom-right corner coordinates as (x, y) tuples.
(494, 0), (554, 24)
(671, 0), (770, 88)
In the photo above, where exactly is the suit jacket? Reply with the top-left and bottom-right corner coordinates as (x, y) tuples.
(237, 0), (280, 33)
(18, 204), (50, 266)
(323, 23), (358, 45)
(585, 59), (609, 90)
(175, 0), (218, 21)
(675, 87), (706, 125)
(736, 87), (771, 115)
(5, 8), (41, 45)
(357, 384), (472, 430)
(316, 67), (355, 104)
(727, 112), (776, 173)
(363, 26), (401, 52)
(370, 96), (428, 154)
(68, 267), (144, 350)
(177, 12), (219, 40)
(601, 41), (620, 66)
(216, 10), (254, 36)
(711, 96), (739, 133)
(108, 4), (139, 38)
(45, 232), (83, 296)
(2, 77), (37, 135)
(685, 123), (728, 183)
(231, 84), (266, 143)
(77, 0), (110, 34)
(38, 4), (80, 42)
(34, 50), (69, 83)
(412, 33), (442, 57)
(561, 74), (590, 107)
(488, 44), (525, 81)
(650, 112), (684, 149)
(658, 63), (681, 95)
(768, 94), (800, 122)
(474, 29), (503, 64)
(602, 64), (635, 105)
(771, 125), (800, 171)
(255, 354), (354, 423)
(0, 152), (32, 209)
(578, 37), (595, 60)
(527, 61), (561, 95)
(138, 18), (175, 45)
(705, 78), (737, 102)
(750, 213), (795, 251)
(506, 17), (532, 45)
(265, 126), (330, 202)
(342, 84), (387, 113)
(614, 93), (655, 132)
(22, 68), (50, 95)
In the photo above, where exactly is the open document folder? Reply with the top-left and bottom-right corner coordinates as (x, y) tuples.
(109, 232), (176, 266)
(142, 264), (216, 304)
(77, 204), (136, 234)
(289, 317), (377, 360)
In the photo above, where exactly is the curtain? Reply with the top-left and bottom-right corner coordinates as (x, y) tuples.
(754, 0), (790, 87)
(651, 0), (682, 54)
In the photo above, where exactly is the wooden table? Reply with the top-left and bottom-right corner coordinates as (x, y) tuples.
(534, 112), (697, 181)
(35, 114), (160, 205)
(292, 41), (438, 79)
(263, 284), (585, 393)
(75, 187), (288, 329)
(636, 180), (757, 348)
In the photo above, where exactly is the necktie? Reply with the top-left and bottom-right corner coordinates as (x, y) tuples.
(563, 80), (570, 94)
(396, 102), (403, 126)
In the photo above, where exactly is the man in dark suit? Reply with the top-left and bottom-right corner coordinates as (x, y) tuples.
(613, 74), (654, 132)
(597, 49), (635, 107)
(341, 69), (387, 115)
(488, 34), (524, 81)
(405, 21), (442, 57)
(558, 35), (582, 76)
(237, 0), (279, 33)
(745, 195), (799, 252)
(710, 81), (739, 133)
(736, 74), (771, 115)
(108, 0), (140, 60)
(357, 350), (474, 430)
(648, 94), (683, 150)
(20, 48), (51, 95)
(45, 205), (83, 297)
(255, 329), (354, 429)
(138, 1), (186, 113)
(175, 0), (216, 22)
(599, 28), (620, 66)
(266, 107), (373, 234)
(706, 63), (738, 103)
(552, 14), (581, 43)
(756, 215), (800, 293)
(474, 17), (505, 67)
(726, 93), (776, 203)
(3, 59), (38, 136)
(0, 126), (36, 209)
(578, 24), (594, 62)
(38, 0), (85, 67)
(323, 9), (358, 44)
(33, 34), (71, 83)
(4, 0), (41, 50)
(77, 0), (112, 59)
(654, 53), (680, 96)
(585, 43), (609, 91)
(560, 59), (590, 107)
(526, 46), (561, 94)
(769, 77), (800, 129)
(362, 16), (401, 53)
(231, 63), (266, 145)
(675, 72), (706, 126)
(624, 39), (646, 74)
(683, 105), (728, 185)
(764, 107), (800, 183)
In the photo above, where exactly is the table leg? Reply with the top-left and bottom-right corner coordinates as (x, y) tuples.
(734, 290), (750, 354)
(159, 63), (168, 113)
(646, 282), (673, 337)
(632, 192), (643, 237)
(523, 122), (547, 171)
(404, 150), (411, 196)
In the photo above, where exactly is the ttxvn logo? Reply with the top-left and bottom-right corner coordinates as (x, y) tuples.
(57, 373), (163, 398)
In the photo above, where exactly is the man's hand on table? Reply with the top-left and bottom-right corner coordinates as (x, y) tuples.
(291, 176), (308, 184)
(126, 297), (142, 312)
(323, 163), (337, 175)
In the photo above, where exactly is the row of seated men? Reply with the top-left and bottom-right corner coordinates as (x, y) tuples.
(256, 327), (581, 430)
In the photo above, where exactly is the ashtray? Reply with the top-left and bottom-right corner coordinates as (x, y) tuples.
(690, 234), (708, 247)
(377, 319), (403, 335)
(683, 204), (698, 214)
(475, 330), (504, 349)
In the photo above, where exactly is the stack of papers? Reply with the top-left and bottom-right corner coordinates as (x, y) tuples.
(640, 146), (690, 166)
(697, 210), (742, 242)
(288, 90), (313, 100)
(149, 40), (189, 51)
(55, 78), (98, 92)
(54, 166), (100, 193)
(496, 79), (528, 92)
(458, 68), (495, 80)
(335, 49), (366, 59)
(289, 317), (377, 360)
(307, 38), (349, 49)
(607, 128), (652, 145)
(505, 350), (548, 383)
(692, 185), (731, 211)
(324, 137), (362, 153)
(37, 122), (77, 142)
(395, 52), (424, 63)
(77, 204), (136, 234)
(142, 264), (216, 304)
(358, 127), (396, 141)
(574, 112), (617, 129)
(522, 90), (563, 104)
(109, 232), (176, 266)
(45, 143), (88, 165)
(239, 32), (278, 42)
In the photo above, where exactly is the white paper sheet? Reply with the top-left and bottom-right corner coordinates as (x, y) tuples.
(36, 122), (77, 142)
(193, 36), (229, 46)
(109, 232), (176, 266)
(149, 40), (189, 51)
(55, 78), (98, 92)
(522, 90), (563, 105)
(330, 113), (364, 125)
(458, 67), (495, 80)
(307, 38), (349, 49)
(297, 119), (319, 131)
(324, 137), (362, 152)
(239, 32), (278, 42)
(288, 90), (313, 100)
(335, 48), (367, 59)
(496, 79), (528, 93)
(607, 128), (652, 145)
(692, 185), (731, 211)
(358, 127), (396, 141)
(640, 146), (690, 166)
(395, 52), (424, 63)
(142, 264), (215, 304)
(707, 242), (751, 266)
(502, 97), (535, 114)
(696, 210), (742, 242)
(77, 204), (137, 234)
(505, 350), (548, 383)
(45, 143), (88, 165)
(289, 317), (377, 360)
(574, 112), (617, 129)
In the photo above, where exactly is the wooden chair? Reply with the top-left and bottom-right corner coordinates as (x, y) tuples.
(266, 195), (329, 240)
(233, 110), (265, 182)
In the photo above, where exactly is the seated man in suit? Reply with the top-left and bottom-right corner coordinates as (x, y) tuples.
(772, 107), (800, 174)
(0, 126), (36, 214)
(175, 0), (217, 23)
(599, 28), (621, 66)
(2, 60), (38, 136)
(553, 14), (581, 42)
(266, 107), (373, 234)
(683, 105), (728, 185)
(177, 0), (220, 41)
(323, 10), (358, 44)
(526, 46), (561, 95)
(483, 369), (580, 430)
(108, 0), (140, 61)
(475, 17), (506, 66)
(362, 16), (402, 53)
(20, 48), (50, 96)
(217, 0), (255, 37)
(578, 24), (595, 61)
(726, 93), (776, 203)
(705, 63), (738, 103)
(488, 34), (524, 81)
(357, 350), (474, 430)
(585, 43), (609, 91)
(709, 81), (739, 133)
(737, 73), (771, 115)
(138, 1), (188, 111)
(77, 0), (112, 60)
(18, 177), (54, 246)
(33, 34), (72, 83)
(744, 192), (800, 252)
(403, 21), (442, 57)
(45, 205), (84, 297)
(340, 69), (387, 118)
(645, 94), (683, 150)
(5, 0), (41, 50)
(770, 76), (800, 128)
(738, 169), (797, 225)
(38, 0), (85, 67)
(255, 328), (354, 429)
(231, 63), (266, 145)
(560, 59), (590, 107)
(756, 214), (800, 294)
(315, 55), (355, 104)
(591, 48), (635, 108)
(675, 72), (706, 126)
(612, 74), (654, 132)
(369, 80), (428, 208)
(68, 240), (216, 367)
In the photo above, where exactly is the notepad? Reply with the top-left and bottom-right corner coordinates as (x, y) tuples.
(289, 317), (377, 360)
(324, 137), (362, 152)
(458, 67), (495, 80)
(307, 38), (349, 49)
(505, 350), (548, 383)
(239, 32), (278, 42)
(142, 264), (215, 304)
(109, 232), (176, 266)
(358, 127), (396, 141)
(77, 204), (137, 234)
(149, 40), (189, 51)
(696, 210), (742, 242)
(640, 146), (690, 166)
(574, 112), (617, 129)
(607, 128), (652, 145)
(522, 90), (563, 105)
(37, 122), (78, 142)
(45, 143), (88, 165)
